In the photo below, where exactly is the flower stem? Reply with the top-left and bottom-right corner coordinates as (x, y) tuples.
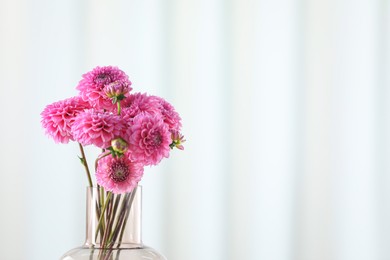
(117, 101), (121, 115)
(95, 151), (111, 172)
(116, 187), (137, 247)
(78, 143), (93, 187)
(95, 191), (112, 241)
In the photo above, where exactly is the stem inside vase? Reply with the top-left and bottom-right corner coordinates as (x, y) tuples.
(85, 186), (142, 249)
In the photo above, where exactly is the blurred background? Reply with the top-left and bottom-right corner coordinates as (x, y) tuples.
(1, 0), (390, 259)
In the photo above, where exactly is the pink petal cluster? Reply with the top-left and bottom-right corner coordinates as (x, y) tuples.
(153, 96), (182, 132)
(119, 93), (182, 132)
(96, 154), (143, 194)
(76, 66), (132, 110)
(120, 93), (161, 121)
(41, 96), (90, 143)
(104, 80), (131, 99)
(71, 110), (125, 149)
(126, 113), (172, 165)
(41, 66), (185, 194)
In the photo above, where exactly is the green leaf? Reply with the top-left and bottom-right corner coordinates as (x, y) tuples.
(117, 94), (125, 101)
(112, 96), (118, 104)
(78, 156), (85, 165)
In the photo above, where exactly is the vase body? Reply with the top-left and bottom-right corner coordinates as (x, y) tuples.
(60, 186), (167, 260)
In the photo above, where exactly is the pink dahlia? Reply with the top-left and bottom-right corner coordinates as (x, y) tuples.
(152, 96), (182, 132)
(127, 113), (171, 165)
(41, 96), (90, 143)
(76, 66), (132, 110)
(71, 109), (125, 149)
(96, 154), (143, 194)
(119, 93), (161, 121)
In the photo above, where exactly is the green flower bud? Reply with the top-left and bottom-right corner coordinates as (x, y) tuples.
(111, 138), (128, 154)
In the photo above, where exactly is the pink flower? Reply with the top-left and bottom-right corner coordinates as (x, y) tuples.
(76, 66), (132, 110)
(120, 93), (161, 121)
(96, 154), (143, 194)
(71, 109), (125, 149)
(103, 80), (131, 100)
(152, 96), (182, 132)
(170, 130), (185, 150)
(41, 96), (90, 143)
(127, 113), (171, 165)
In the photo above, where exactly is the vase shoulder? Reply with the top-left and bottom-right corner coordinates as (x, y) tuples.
(60, 245), (167, 260)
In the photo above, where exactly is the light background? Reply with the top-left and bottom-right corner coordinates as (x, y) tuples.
(1, 0), (390, 260)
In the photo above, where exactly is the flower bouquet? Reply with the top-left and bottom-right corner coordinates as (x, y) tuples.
(41, 66), (184, 259)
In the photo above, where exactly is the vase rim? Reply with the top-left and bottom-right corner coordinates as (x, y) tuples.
(85, 185), (142, 191)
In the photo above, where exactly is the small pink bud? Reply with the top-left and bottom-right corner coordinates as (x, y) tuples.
(170, 131), (185, 150)
(104, 80), (132, 99)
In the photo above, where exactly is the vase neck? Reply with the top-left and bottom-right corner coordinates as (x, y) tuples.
(84, 186), (142, 248)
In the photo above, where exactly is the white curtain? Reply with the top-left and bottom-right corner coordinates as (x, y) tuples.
(0, 0), (389, 260)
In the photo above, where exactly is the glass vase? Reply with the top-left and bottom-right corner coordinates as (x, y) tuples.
(60, 186), (167, 260)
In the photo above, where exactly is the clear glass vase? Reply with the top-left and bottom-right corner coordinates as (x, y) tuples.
(60, 186), (167, 260)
